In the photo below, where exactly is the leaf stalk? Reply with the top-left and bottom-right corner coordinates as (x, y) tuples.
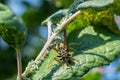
(16, 48), (22, 80)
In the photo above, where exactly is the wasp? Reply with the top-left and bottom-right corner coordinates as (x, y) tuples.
(48, 30), (78, 68)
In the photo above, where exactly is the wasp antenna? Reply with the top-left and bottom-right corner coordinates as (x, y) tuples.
(68, 47), (78, 52)
(68, 41), (84, 46)
(65, 59), (70, 67)
(72, 57), (78, 62)
(40, 39), (46, 44)
(63, 30), (67, 48)
(48, 55), (57, 69)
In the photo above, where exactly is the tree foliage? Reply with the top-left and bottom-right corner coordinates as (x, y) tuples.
(0, 0), (120, 80)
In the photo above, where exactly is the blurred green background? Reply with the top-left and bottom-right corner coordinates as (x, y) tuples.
(0, 0), (120, 80)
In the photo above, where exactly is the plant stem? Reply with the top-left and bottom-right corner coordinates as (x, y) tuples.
(47, 21), (52, 40)
(16, 48), (22, 80)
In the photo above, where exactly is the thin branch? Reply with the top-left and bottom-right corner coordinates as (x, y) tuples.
(35, 33), (57, 61)
(47, 21), (52, 40)
(16, 48), (22, 80)
(35, 10), (81, 61)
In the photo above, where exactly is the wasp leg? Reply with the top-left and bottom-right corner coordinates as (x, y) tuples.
(72, 57), (78, 62)
(48, 55), (64, 69)
(57, 58), (64, 69)
(69, 54), (78, 62)
(68, 42), (84, 52)
(48, 55), (57, 69)
(68, 47), (78, 52)
(65, 59), (70, 68)
(53, 47), (59, 52)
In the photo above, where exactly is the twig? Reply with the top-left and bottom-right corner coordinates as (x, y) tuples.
(47, 21), (52, 40)
(35, 10), (81, 61)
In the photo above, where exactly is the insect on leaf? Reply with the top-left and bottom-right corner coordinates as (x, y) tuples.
(32, 25), (120, 80)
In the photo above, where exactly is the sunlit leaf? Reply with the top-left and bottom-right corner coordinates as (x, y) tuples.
(66, 13), (90, 33)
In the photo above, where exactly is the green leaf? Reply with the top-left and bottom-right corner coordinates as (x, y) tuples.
(31, 26), (120, 80)
(77, 0), (113, 9)
(41, 9), (68, 26)
(0, 3), (27, 49)
(42, 0), (115, 28)
(81, 0), (120, 36)
(66, 13), (90, 33)
(67, 0), (120, 36)
(67, 0), (120, 34)
(55, 0), (73, 8)
(81, 71), (102, 80)
(68, 0), (113, 15)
